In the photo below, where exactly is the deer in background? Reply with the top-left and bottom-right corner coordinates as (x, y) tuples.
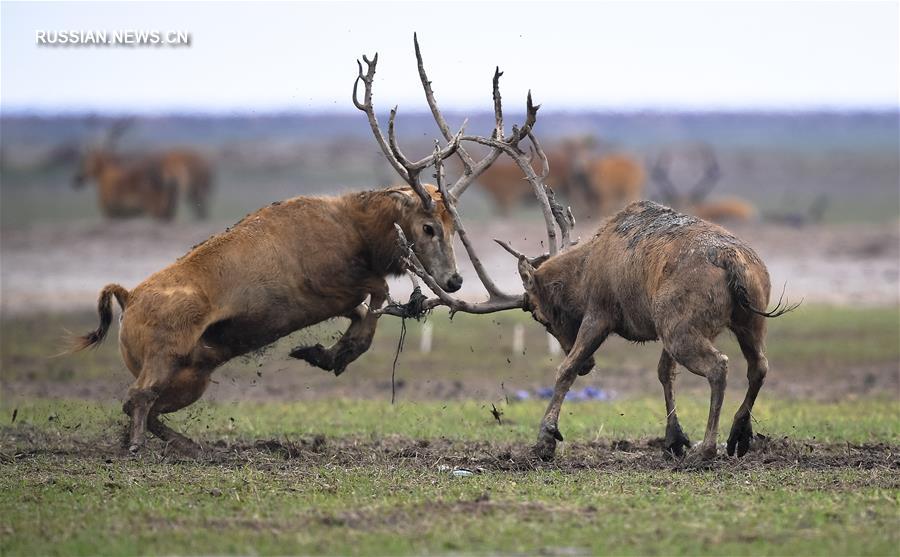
(567, 137), (645, 217)
(476, 136), (644, 219)
(651, 144), (756, 223)
(73, 119), (215, 220)
(73, 121), (178, 221)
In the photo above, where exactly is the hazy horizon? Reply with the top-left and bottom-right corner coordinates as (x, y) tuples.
(2, 1), (897, 114)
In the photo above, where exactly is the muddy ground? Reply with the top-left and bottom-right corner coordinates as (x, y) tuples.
(4, 425), (897, 476)
(2, 217), (898, 316)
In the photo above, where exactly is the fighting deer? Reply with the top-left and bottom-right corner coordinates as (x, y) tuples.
(651, 145), (756, 223)
(70, 34), (548, 455)
(393, 154), (795, 462)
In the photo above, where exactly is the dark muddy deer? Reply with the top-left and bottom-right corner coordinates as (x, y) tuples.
(71, 34), (548, 455)
(494, 202), (797, 461)
(651, 144), (756, 223)
(396, 149), (794, 460)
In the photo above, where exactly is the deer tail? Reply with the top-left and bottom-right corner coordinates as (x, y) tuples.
(70, 284), (130, 352)
(724, 257), (800, 318)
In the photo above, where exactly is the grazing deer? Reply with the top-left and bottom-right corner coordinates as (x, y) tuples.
(392, 157), (794, 462)
(70, 34), (547, 455)
(651, 145), (757, 223)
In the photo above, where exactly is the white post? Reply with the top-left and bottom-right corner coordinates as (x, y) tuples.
(512, 323), (525, 356)
(548, 332), (561, 356)
(419, 321), (433, 353)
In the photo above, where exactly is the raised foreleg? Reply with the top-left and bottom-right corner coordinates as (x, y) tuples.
(291, 282), (388, 376)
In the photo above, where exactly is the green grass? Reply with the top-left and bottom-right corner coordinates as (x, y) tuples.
(2, 458), (896, 556)
(1, 397), (898, 556)
(2, 396), (898, 446)
(2, 306), (898, 555)
(3, 304), (899, 395)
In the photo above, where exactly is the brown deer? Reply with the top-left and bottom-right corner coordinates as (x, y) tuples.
(156, 149), (215, 219)
(74, 120), (215, 220)
(390, 159), (794, 462)
(476, 136), (644, 218)
(73, 151), (178, 221)
(651, 145), (757, 223)
(576, 151), (646, 216)
(474, 148), (575, 214)
(70, 34), (548, 455)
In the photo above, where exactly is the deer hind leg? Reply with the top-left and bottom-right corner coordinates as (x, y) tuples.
(665, 331), (729, 460)
(122, 357), (174, 454)
(291, 287), (388, 376)
(534, 315), (609, 461)
(727, 321), (769, 457)
(657, 349), (691, 458)
(146, 367), (212, 456)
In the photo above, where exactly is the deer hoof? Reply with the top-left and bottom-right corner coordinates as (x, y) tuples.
(664, 421), (692, 459)
(289, 344), (333, 371)
(533, 438), (557, 462)
(534, 424), (562, 461)
(727, 415), (753, 457)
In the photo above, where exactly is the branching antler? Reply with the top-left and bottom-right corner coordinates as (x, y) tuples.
(353, 52), (465, 212)
(102, 118), (134, 150)
(360, 34), (578, 317)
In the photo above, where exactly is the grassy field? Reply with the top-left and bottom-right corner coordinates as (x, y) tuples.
(1, 304), (898, 555)
(1, 398), (898, 556)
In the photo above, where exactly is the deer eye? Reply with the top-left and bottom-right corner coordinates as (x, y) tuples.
(423, 224), (435, 237)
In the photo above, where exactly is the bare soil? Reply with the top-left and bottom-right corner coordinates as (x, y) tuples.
(2, 218), (898, 315)
(3, 426), (897, 476)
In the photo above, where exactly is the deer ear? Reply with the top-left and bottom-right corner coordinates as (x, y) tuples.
(388, 189), (416, 207)
(518, 256), (536, 290)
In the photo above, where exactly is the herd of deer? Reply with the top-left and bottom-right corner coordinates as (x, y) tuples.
(71, 35), (796, 463)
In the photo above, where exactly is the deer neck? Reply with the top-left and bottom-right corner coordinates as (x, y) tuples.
(533, 250), (586, 336)
(349, 190), (410, 278)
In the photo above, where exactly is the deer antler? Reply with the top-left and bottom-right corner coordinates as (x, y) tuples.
(687, 144), (722, 204)
(352, 52), (465, 212)
(362, 34), (577, 317)
(651, 144), (722, 206)
(103, 118), (134, 150)
(650, 150), (680, 205)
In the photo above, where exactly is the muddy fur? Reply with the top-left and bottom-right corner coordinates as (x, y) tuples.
(517, 200), (789, 461)
(71, 184), (461, 453)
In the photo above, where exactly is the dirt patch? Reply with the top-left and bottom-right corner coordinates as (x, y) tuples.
(3, 426), (897, 476)
(2, 219), (898, 316)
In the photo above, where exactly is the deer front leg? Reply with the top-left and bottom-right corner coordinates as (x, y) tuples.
(291, 284), (388, 376)
(534, 316), (608, 461)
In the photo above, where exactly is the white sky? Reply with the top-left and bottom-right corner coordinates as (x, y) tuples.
(1, 1), (898, 113)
